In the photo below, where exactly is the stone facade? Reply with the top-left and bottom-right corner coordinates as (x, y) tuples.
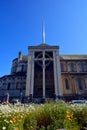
(0, 52), (27, 102)
(60, 55), (87, 100)
(0, 44), (87, 102)
(26, 43), (62, 99)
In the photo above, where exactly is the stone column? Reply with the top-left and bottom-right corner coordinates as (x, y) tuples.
(76, 62), (79, 72)
(43, 51), (45, 98)
(72, 77), (78, 95)
(53, 51), (58, 96)
(31, 52), (34, 97)
(85, 78), (87, 88)
(56, 53), (63, 96)
(26, 53), (32, 96)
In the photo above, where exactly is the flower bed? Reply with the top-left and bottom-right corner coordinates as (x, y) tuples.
(0, 102), (87, 130)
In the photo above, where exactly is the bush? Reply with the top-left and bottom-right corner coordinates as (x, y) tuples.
(0, 102), (87, 130)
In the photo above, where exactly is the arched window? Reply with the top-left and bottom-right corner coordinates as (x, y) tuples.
(70, 63), (74, 71)
(77, 78), (83, 90)
(7, 83), (10, 90)
(23, 64), (27, 72)
(65, 79), (69, 90)
(21, 65), (24, 72)
(79, 63), (84, 72)
(16, 82), (21, 89)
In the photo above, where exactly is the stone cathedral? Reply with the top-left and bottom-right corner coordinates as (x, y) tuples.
(0, 43), (87, 102)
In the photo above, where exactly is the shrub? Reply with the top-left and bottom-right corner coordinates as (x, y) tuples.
(0, 102), (87, 130)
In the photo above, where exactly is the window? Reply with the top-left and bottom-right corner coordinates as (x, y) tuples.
(77, 78), (83, 90)
(21, 65), (24, 72)
(61, 64), (64, 72)
(23, 65), (27, 72)
(70, 63), (74, 71)
(79, 63), (84, 72)
(35, 52), (42, 58)
(16, 82), (21, 89)
(65, 79), (69, 90)
(22, 82), (26, 90)
(7, 83), (10, 90)
(45, 51), (53, 58)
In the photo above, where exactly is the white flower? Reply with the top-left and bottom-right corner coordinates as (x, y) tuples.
(2, 126), (6, 130)
(10, 120), (13, 123)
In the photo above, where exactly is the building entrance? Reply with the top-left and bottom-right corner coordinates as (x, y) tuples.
(26, 44), (63, 99)
(33, 51), (54, 98)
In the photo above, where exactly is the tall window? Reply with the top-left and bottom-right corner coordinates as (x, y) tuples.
(22, 82), (26, 90)
(7, 83), (10, 90)
(61, 64), (64, 72)
(77, 78), (83, 90)
(79, 63), (84, 72)
(65, 79), (69, 90)
(70, 63), (74, 71)
(16, 82), (21, 89)
(21, 65), (24, 72)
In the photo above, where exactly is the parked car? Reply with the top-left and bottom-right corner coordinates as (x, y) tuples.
(69, 100), (87, 104)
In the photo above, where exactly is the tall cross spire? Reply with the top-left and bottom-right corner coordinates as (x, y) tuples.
(42, 22), (45, 43)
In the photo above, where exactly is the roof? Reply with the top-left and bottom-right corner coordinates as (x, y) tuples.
(60, 55), (87, 60)
(28, 43), (59, 50)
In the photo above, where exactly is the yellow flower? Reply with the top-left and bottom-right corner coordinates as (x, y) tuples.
(12, 118), (17, 123)
(15, 128), (18, 130)
(66, 111), (70, 114)
(30, 125), (34, 129)
(18, 119), (21, 122)
(66, 111), (73, 120)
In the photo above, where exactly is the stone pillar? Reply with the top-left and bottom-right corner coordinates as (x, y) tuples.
(72, 77), (78, 95)
(31, 52), (34, 97)
(26, 53), (32, 96)
(53, 51), (58, 97)
(85, 78), (87, 88)
(76, 62), (79, 72)
(56, 53), (63, 96)
(43, 51), (45, 98)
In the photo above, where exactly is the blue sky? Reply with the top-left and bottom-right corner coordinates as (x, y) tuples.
(0, 0), (87, 77)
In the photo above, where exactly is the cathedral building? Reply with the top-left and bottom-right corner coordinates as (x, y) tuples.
(0, 43), (87, 102)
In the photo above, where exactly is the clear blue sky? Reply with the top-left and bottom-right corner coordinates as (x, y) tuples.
(0, 0), (87, 77)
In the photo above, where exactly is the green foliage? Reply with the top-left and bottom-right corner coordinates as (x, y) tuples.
(0, 102), (87, 130)
(23, 111), (37, 130)
(63, 118), (80, 130)
(72, 105), (87, 128)
(23, 102), (68, 129)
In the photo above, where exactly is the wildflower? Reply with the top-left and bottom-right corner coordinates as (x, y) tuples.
(66, 111), (73, 120)
(66, 111), (70, 114)
(12, 118), (17, 123)
(29, 111), (33, 114)
(10, 120), (13, 123)
(18, 119), (21, 122)
(30, 125), (34, 129)
(4, 119), (9, 124)
(15, 128), (18, 130)
(2, 127), (6, 130)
